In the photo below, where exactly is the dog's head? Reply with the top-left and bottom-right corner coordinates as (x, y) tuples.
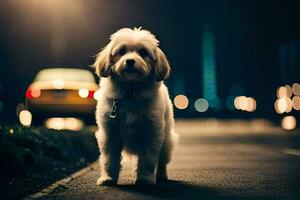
(93, 27), (170, 82)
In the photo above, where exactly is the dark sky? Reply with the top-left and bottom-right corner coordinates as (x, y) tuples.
(0, 0), (299, 122)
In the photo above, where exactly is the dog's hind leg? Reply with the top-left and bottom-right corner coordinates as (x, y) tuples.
(96, 129), (122, 186)
(156, 130), (178, 183)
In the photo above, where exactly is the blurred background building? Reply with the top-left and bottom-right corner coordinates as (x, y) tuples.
(0, 0), (299, 123)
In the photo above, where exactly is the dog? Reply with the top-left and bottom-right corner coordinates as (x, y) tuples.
(92, 27), (177, 186)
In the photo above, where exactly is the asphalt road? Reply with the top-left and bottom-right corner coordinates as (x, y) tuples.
(35, 120), (300, 200)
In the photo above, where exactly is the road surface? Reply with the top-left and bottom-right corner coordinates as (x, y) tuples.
(33, 120), (300, 200)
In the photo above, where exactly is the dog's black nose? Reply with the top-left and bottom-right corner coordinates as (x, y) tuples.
(126, 59), (135, 66)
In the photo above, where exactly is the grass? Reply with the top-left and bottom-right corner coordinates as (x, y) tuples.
(0, 124), (98, 200)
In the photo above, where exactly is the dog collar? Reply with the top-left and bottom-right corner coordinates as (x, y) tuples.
(108, 88), (138, 119)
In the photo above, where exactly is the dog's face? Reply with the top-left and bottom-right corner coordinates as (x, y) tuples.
(93, 27), (170, 82)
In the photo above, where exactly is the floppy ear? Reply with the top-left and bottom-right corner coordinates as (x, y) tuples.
(155, 47), (171, 81)
(92, 44), (112, 77)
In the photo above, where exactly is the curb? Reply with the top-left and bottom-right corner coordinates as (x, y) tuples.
(23, 161), (98, 200)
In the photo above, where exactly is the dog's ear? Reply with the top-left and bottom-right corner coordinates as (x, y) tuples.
(93, 44), (112, 77)
(155, 47), (170, 81)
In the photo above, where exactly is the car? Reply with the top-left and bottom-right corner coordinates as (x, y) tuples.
(25, 68), (99, 125)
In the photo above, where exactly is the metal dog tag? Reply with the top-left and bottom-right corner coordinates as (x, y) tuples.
(109, 99), (118, 118)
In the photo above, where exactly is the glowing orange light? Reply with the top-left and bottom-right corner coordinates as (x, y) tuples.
(45, 117), (84, 131)
(292, 96), (300, 110)
(234, 96), (257, 112)
(31, 88), (41, 98)
(234, 96), (241, 110)
(281, 116), (297, 130)
(292, 83), (300, 96)
(174, 95), (189, 110)
(275, 98), (287, 114)
(277, 86), (287, 98)
(285, 97), (293, 113)
(246, 97), (257, 112)
(274, 99), (280, 114)
(238, 96), (248, 111)
(284, 85), (293, 97)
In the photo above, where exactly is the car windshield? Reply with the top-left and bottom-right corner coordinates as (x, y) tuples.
(34, 68), (95, 83)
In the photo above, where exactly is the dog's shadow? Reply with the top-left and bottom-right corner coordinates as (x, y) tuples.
(116, 180), (221, 200)
(113, 179), (276, 200)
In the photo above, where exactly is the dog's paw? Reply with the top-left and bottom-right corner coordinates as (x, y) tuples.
(96, 176), (116, 186)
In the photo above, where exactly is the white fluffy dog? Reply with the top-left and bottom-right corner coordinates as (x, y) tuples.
(92, 27), (177, 186)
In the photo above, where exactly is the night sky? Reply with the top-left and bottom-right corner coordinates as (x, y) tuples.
(0, 0), (299, 122)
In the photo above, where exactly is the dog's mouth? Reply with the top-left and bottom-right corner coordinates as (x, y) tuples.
(124, 67), (139, 74)
(122, 67), (141, 80)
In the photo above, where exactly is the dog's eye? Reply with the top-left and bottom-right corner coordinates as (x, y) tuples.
(117, 48), (127, 56)
(138, 48), (149, 58)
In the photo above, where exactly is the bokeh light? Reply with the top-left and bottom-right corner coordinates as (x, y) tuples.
(31, 88), (41, 98)
(194, 98), (209, 112)
(275, 98), (287, 114)
(78, 88), (89, 98)
(93, 90), (101, 101)
(174, 95), (189, 110)
(292, 96), (300, 110)
(234, 96), (241, 110)
(274, 97), (293, 114)
(284, 85), (293, 97)
(277, 86), (287, 98)
(234, 96), (257, 112)
(19, 110), (32, 127)
(275, 84), (300, 114)
(246, 97), (257, 112)
(292, 83), (300, 96)
(281, 116), (296, 130)
(45, 117), (84, 131)
(274, 99), (280, 114)
(238, 96), (248, 111)
(285, 97), (293, 113)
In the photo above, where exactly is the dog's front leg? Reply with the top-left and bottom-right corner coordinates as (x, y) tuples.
(96, 129), (122, 186)
(136, 140), (162, 185)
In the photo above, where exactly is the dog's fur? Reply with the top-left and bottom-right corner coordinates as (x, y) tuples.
(92, 27), (177, 185)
